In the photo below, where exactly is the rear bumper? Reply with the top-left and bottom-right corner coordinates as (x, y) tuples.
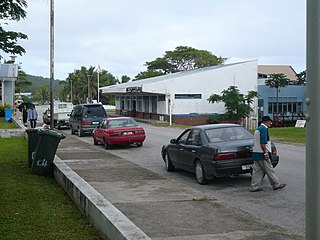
(206, 155), (279, 177)
(107, 135), (145, 145)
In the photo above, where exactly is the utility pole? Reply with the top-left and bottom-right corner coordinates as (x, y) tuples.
(49, 0), (54, 129)
(306, 0), (320, 239)
(87, 73), (90, 103)
(97, 66), (100, 103)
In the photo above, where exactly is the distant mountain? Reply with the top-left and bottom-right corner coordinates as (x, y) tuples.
(20, 74), (64, 94)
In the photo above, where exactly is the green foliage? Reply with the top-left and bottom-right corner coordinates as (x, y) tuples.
(135, 46), (227, 80)
(33, 84), (50, 103)
(265, 73), (288, 88)
(0, 0), (28, 59)
(0, 103), (12, 115)
(121, 75), (131, 83)
(207, 86), (258, 119)
(269, 127), (305, 143)
(296, 70), (306, 85)
(0, 137), (101, 239)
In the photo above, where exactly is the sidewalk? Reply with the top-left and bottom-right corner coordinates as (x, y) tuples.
(53, 132), (304, 240)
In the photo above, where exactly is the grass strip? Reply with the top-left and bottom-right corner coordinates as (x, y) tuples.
(0, 117), (17, 129)
(0, 137), (102, 240)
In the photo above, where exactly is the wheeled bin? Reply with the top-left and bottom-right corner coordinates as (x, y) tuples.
(31, 130), (65, 177)
(26, 129), (41, 168)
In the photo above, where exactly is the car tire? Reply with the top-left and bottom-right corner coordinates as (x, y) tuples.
(136, 142), (143, 147)
(164, 152), (175, 172)
(104, 138), (110, 149)
(78, 128), (84, 137)
(93, 136), (98, 145)
(71, 126), (75, 135)
(195, 160), (208, 185)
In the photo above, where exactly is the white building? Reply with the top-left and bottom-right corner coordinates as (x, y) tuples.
(100, 60), (258, 125)
(0, 63), (18, 107)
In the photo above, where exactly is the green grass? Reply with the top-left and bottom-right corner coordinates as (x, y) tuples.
(269, 127), (306, 143)
(0, 137), (102, 240)
(0, 117), (17, 129)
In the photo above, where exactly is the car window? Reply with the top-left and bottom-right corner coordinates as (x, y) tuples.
(177, 129), (191, 144)
(205, 127), (252, 143)
(108, 118), (137, 129)
(186, 130), (202, 146)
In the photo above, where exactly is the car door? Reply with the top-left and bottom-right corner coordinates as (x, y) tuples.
(169, 129), (191, 168)
(182, 129), (202, 171)
(95, 120), (106, 143)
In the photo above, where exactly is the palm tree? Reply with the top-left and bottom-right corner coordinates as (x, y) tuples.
(15, 67), (32, 94)
(265, 73), (288, 125)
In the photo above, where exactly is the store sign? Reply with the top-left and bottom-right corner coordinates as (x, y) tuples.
(126, 87), (142, 93)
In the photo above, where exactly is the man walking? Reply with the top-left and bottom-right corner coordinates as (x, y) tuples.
(250, 116), (286, 192)
(27, 106), (38, 128)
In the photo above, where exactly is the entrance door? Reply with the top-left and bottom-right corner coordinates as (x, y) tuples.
(132, 100), (136, 117)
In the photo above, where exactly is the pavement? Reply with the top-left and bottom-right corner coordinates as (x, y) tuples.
(52, 131), (304, 240)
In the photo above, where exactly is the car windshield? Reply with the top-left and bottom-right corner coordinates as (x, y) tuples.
(108, 118), (138, 129)
(205, 126), (252, 143)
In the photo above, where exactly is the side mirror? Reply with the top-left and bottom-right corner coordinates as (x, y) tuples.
(170, 139), (177, 144)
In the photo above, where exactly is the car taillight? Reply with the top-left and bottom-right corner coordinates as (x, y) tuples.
(271, 146), (277, 155)
(109, 131), (121, 136)
(135, 130), (145, 134)
(80, 120), (91, 126)
(214, 153), (237, 160)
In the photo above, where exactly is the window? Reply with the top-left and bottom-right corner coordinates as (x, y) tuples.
(151, 96), (157, 113)
(186, 130), (202, 146)
(174, 94), (202, 99)
(158, 95), (165, 101)
(143, 96), (149, 113)
(177, 129), (191, 144)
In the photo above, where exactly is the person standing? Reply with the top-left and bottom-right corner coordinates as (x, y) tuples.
(27, 106), (38, 128)
(250, 116), (286, 192)
(22, 105), (28, 127)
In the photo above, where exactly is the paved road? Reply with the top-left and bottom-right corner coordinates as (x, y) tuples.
(60, 123), (305, 237)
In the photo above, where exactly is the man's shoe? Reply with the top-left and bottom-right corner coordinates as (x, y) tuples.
(273, 183), (286, 190)
(250, 188), (263, 192)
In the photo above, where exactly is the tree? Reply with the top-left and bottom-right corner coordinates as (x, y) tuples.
(135, 46), (227, 80)
(15, 67), (32, 93)
(0, 0), (28, 59)
(33, 84), (50, 104)
(265, 73), (288, 118)
(121, 75), (131, 83)
(207, 86), (258, 120)
(296, 70), (306, 85)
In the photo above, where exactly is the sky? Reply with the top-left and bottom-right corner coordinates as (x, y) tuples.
(3, 0), (306, 80)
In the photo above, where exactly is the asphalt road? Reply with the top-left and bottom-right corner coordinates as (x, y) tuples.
(59, 123), (305, 238)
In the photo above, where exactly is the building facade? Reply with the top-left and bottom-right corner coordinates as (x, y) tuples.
(100, 61), (259, 126)
(0, 64), (18, 107)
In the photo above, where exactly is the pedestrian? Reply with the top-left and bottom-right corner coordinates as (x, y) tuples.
(250, 116), (286, 192)
(27, 105), (38, 128)
(22, 105), (28, 127)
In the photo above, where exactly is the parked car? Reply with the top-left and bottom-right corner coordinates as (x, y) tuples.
(69, 104), (107, 137)
(161, 124), (279, 185)
(43, 102), (73, 129)
(93, 117), (146, 148)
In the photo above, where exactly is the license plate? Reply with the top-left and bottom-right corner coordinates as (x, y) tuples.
(242, 164), (253, 170)
(92, 121), (99, 124)
(123, 131), (133, 135)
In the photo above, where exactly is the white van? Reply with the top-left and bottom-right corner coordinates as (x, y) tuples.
(43, 102), (73, 129)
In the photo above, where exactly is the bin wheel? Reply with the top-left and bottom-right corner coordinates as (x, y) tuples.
(78, 128), (84, 137)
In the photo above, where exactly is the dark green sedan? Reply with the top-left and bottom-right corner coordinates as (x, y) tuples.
(161, 124), (279, 185)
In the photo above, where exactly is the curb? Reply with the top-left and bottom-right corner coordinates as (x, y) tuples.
(53, 156), (151, 240)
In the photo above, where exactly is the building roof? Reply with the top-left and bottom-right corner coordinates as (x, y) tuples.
(100, 60), (257, 94)
(258, 65), (297, 80)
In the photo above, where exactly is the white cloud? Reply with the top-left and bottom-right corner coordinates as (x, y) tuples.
(2, 0), (306, 79)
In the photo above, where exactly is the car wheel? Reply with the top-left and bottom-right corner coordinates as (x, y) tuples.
(136, 142), (143, 147)
(104, 138), (110, 149)
(195, 160), (208, 185)
(164, 152), (175, 172)
(71, 126), (75, 135)
(93, 136), (98, 145)
(78, 128), (84, 137)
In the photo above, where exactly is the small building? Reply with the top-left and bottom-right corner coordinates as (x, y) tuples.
(0, 63), (18, 107)
(100, 60), (259, 126)
(257, 65), (305, 126)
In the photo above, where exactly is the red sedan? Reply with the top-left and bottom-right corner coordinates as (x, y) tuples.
(93, 117), (146, 148)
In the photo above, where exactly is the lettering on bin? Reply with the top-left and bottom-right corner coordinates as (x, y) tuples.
(37, 159), (48, 168)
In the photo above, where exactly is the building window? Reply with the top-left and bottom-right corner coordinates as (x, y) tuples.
(268, 102), (303, 114)
(143, 96), (149, 113)
(151, 96), (157, 113)
(174, 94), (202, 99)
(158, 95), (165, 101)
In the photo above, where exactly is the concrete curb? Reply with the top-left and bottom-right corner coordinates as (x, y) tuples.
(53, 156), (151, 240)
(0, 116), (26, 138)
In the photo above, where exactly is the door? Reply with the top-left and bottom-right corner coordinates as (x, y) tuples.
(132, 100), (136, 117)
(169, 129), (191, 168)
(183, 129), (202, 171)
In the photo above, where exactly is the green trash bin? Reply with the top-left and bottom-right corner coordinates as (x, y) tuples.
(31, 129), (65, 177)
(26, 129), (41, 168)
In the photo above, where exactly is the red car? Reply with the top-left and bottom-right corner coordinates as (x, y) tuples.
(93, 117), (146, 148)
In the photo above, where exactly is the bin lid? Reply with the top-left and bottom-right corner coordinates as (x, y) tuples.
(38, 129), (66, 139)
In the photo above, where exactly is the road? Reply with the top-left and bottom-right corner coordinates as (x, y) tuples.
(59, 123), (305, 237)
